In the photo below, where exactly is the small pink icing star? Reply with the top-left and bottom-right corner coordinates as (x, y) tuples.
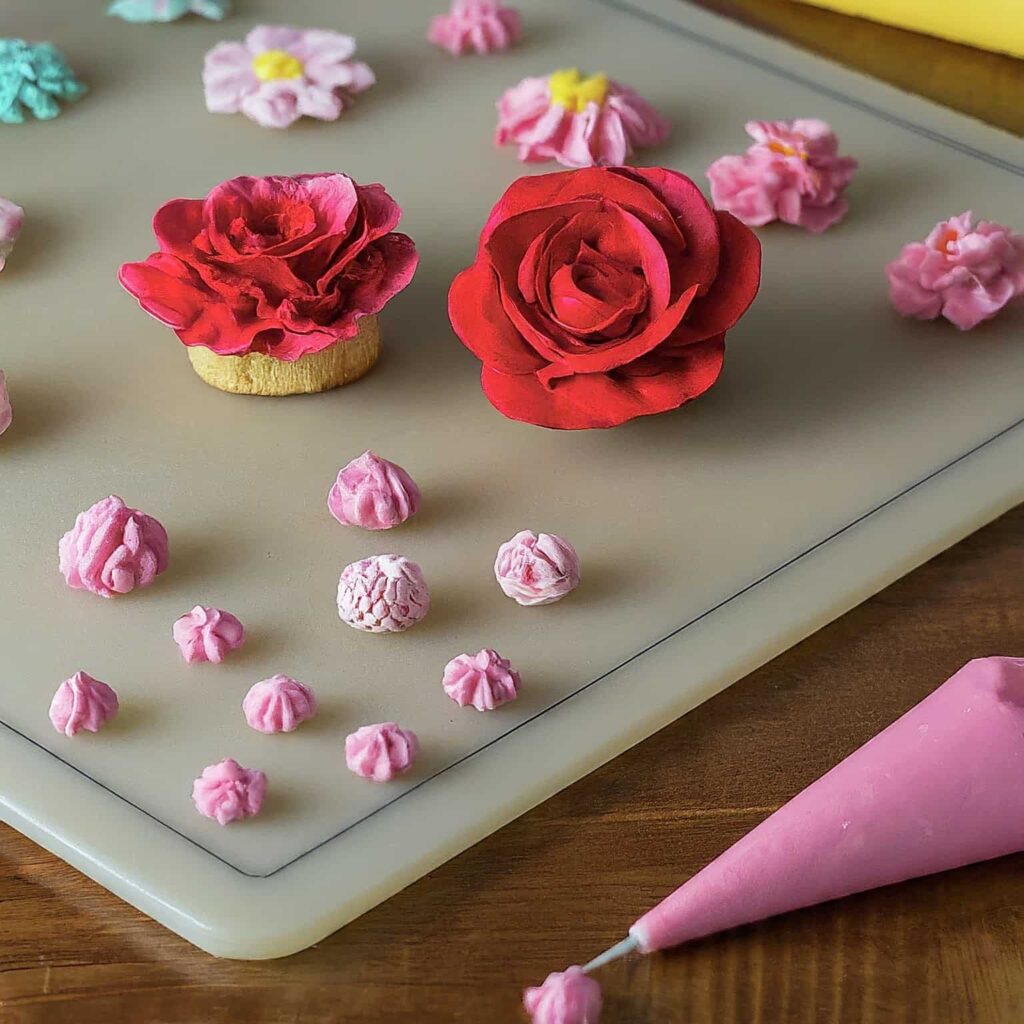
(192, 758), (267, 825)
(242, 675), (317, 734)
(172, 605), (245, 664)
(523, 966), (602, 1024)
(49, 671), (119, 737)
(345, 722), (418, 782)
(442, 648), (521, 710)
(328, 450), (421, 531)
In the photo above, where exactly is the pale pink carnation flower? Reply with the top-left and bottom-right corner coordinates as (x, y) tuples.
(428, 0), (522, 56)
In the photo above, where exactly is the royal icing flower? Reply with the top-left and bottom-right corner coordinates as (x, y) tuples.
(108, 0), (230, 21)
(443, 649), (521, 710)
(345, 723), (418, 781)
(328, 451), (421, 530)
(428, 0), (522, 56)
(203, 25), (374, 129)
(448, 166), (761, 429)
(49, 671), (120, 737)
(0, 198), (23, 272)
(0, 39), (87, 123)
(192, 759), (267, 825)
(172, 606), (245, 664)
(706, 119), (858, 234)
(0, 371), (11, 437)
(59, 496), (169, 598)
(495, 531), (580, 606)
(242, 675), (317, 734)
(523, 967), (603, 1024)
(118, 173), (418, 363)
(885, 212), (1024, 331)
(496, 68), (669, 168)
(337, 555), (430, 632)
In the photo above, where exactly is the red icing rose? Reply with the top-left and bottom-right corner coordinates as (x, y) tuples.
(119, 173), (418, 361)
(448, 166), (761, 429)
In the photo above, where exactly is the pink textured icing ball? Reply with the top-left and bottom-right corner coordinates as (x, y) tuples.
(0, 197), (24, 273)
(242, 675), (317, 734)
(337, 554), (430, 632)
(428, 0), (522, 56)
(49, 671), (120, 737)
(707, 119), (858, 234)
(494, 530), (580, 606)
(58, 495), (169, 598)
(345, 722), (419, 781)
(172, 606), (245, 664)
(885, 211), (1024, 331)
(192, 758), (267, 825)
(0, 370), (11, 437)
(327, 450), (421, 531)
(442, 648), (521, 711)
(523, 967), (602, 1024)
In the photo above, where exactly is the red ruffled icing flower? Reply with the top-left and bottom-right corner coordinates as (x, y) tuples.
(448, 166), (761, 429)
(119, 173), (418, 361)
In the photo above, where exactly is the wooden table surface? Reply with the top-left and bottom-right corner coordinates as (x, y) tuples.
(2, 4), (1023, 1022)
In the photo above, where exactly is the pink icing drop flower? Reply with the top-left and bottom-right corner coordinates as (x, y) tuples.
(443, 648), (521, 711)
(885, 211), (1024, 331)
(192, 758), (267, 825)
(428, 0), (522, 56)
(172, 606), (245, 664)
(337, 554), (430, 633)
(496, 68), (669, 169)
(58, 495), (169, 598)
(495, 530), (580, 606)
(242, 675), (317, 734)
(523, 967), (602, 1024)
(0, 197), (24, 273)
(345, 722), (418, 782)
(328, 451), (421, 531)
(0, 370), (11, 437)
(49, 671), (120, 737)
(707, 119), (858, 234)
(203, 25), (375, 130)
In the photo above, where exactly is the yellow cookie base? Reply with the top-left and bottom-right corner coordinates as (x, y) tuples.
(186, 316), (381, 396)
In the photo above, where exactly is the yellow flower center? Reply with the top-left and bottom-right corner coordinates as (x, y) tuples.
(548, 68), (609, 114)
(766, 139), (807, 161)
(251, 49), (304, 82)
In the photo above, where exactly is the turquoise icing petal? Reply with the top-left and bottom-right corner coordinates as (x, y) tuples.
(0, 39), (87, 123)
(107, 0), (230, 21)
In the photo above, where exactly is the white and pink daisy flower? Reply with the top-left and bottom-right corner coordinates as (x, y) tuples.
(202, 25), (375, 130)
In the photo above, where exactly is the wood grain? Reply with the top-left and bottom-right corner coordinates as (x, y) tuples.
(2, 4), (1023, 1021)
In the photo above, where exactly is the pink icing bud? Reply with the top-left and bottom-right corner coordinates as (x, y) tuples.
(49, 671), (119, 737)
(494, 530), (580, 606)
(192, 758), (267, 825)
(327, 450), (421, 531)
(337, 554), (430, 632)
(442, 648), (521, 710)
(707, 119), (858, 234)
(885, 211), (1024, 331)
(0, 197), (24, 273)
(172, 605), (245, 664)
(0, 370), (11, 437)
(58, 495), (169, 598)
(523, 967), (602, 1024)
(345, 722), (419, 781)
(242, 675), (317, 734)
(428, 0), (522, 56)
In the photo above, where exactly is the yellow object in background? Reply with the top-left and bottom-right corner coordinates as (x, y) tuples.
(793, 0), (1024, 59)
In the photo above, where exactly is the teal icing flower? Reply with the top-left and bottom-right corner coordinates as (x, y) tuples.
(107, 0), (230, 22)
(0, 40), (87, 123)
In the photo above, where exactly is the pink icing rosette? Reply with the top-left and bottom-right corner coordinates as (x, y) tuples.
(192, 758), (267, 825)
(327, 451), (421, 531)
(707, 119), (858, 234)
(442, 648), (521, 711)
(885, 211), (1024, 331)
(49, 671), (119, 737)
(428, 0), (522, 56)
(58, 495), (169, 598)
(494, 530), (580, 606)
(172, 606), (245, 664)
(203, 25), (375, 130)
(0, 197), (23, 273)
(242, 675), (317, 734)
(523, 967), (603, 1024)
(337, 554), (430, 632)
(0, 370), (11, 437)
(345, 722), (418, 782)
(496, 68), (669, 168)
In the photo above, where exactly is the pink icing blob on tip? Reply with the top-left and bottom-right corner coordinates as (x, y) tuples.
(428, 0), (522, 56)
(523, 967), (602, 1024)
(0, 370), (11, 437)
(58, 495), (169, 598)
(242, 675), (317, 734)
(494, 530), (580, 606)
(442, 648), (521, 711)
(345, 722), (418, 781)
(327, 450), (421, 531)
(885, 211), (1024, 331)
(172, 605), (245, 664)
(337, 554), (430, 632)
(192, 758), (267, 825)
(49, 671), (119, 737)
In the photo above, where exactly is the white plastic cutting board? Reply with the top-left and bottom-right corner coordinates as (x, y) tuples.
(1, 0), (1022, 959)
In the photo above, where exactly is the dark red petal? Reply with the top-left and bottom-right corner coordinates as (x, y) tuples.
(152, 199), (204, 255)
